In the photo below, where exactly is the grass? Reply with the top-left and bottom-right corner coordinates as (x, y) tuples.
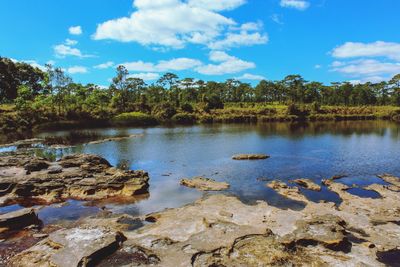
(112, 112), (158, 126)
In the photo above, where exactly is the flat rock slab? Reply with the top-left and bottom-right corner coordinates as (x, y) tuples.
(180, 177), (229, 191)
(0, 153), (149, 205)
(267, 180), (308, 202)
(0, 208), (41, 231)
(232, 154), (270, 160)
(291, 178), (321, 191)
(10, 227), (125, 267)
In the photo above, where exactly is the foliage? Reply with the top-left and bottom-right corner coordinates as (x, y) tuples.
(112, 112), (158, 126)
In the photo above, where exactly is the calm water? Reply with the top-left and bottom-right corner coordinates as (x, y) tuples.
(2, 121), (400, 223)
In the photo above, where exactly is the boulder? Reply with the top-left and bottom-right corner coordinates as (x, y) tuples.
(10, 227), (125, 267)
(180, 177), (229, 191)
(0, 208), (41, 231)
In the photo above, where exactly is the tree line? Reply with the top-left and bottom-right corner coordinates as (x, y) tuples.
(1, 56), (400, 119)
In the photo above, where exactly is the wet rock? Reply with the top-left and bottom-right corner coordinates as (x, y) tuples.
(180, 177), (229, 191)
(267, 180), (308, 202)
(10, 226), (125, 267)
(377, 174), (400, 188)
(0, 153), (149, 205)
(97, 244), (160, 267)
(87, 134), (143, 145)
(330, 174), (348, 180)
(232, 154), (269, 160)
(0, 208), (41, 231)
(291, 178), (321, 191)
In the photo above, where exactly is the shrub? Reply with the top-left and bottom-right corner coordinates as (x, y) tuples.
(152, 102), (177, 120)
(180, 103), (194, 113)
(112, 112), (158, 126)
(310, 101), (321, 113)
(171, 113), (197, 124)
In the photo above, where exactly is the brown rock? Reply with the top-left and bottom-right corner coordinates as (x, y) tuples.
(0, 208), (41, 231)
(292, 178), (321, 191)
(180, 177), (229, 191)
(232, 154), (269, 160)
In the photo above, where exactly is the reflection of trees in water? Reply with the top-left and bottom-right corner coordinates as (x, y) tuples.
(255, 121), (399, 138)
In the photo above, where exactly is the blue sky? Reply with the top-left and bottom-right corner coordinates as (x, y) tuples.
(1, 0), (400, 86)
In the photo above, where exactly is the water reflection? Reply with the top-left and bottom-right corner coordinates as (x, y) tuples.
(7, 121), (400, 217)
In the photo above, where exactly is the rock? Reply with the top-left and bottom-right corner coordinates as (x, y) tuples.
(87, 134), (143, 145)
(24, 158), (49, 173)
(330, 174), (348, 180)
(291, 178), (321, 191)
(377, 174), (400, 188)
(281, 214), (351, 252)
(0, 208), (41, 231)
(232, 154), (269, 160)
(32, 233), (48, 238)
(267, 180), (308, 202)
(10, 227), (126, 267)
(180, 177), (230, 191)
(0, 153), (149, 205)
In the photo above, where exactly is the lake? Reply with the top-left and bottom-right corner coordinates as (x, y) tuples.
(2, 120), (400, 224)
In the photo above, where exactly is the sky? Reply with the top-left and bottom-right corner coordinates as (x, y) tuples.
(1, 0), (400, 87)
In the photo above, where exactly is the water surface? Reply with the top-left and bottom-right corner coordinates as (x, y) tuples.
(32, 120), (400, 218)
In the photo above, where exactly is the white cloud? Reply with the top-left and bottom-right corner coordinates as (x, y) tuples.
(348, 76), (386, 85)
(53, 43), (92, 58)
(187, 0), (246, 11)
(332, 41), (400, 61)
(69, 26), (82, 35)
(65, 39), (78, 46)
(331, 59), (400, 76)
(196, 51), (255, 75)
(120, 58), (202, 72)
(93, 0), (265, 50)
(314, 64), (322, 69)
(67, 66), (88, 74)
(94, 61), (115, 69)
(129, 72), (160, 81)
(209, 27), (268, 50)
(280, 0), (310, 10)
(236, 73), (266, 81)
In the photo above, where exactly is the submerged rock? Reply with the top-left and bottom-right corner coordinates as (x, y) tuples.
(180, 177), (230, 191)
(232, 154), (269, 160)
(0, 208), (41, 231)
(291, 178), (321, 191)
(0, 153), (149, 205)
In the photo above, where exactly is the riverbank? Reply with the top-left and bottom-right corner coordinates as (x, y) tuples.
(0, 150), (399, 266)
(1, 104), (399, 144)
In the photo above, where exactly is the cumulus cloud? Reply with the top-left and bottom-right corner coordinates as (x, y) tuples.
(187, 0), (246, 11)
(120, 58), (202, 72)
(53, 39), (92, 58)
(128, 72), (160, 81)
(195, 51), (255, 75)
(236, 73), (266, 81)
(93, 0), (265, 50)
(67, 66), (88, 74)
(332, 41), (400, 61)
(94, 61), (115, 69)
(331, 59), (400, 76)
(69, 26), (82, 35)
(280, 0), (310, 10)
(209, 22), (268, 50)
(330, 41), (400, 82)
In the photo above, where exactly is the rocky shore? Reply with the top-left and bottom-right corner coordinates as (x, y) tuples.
(0, 153), (149, 206)
(0, 152), (399, 266)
